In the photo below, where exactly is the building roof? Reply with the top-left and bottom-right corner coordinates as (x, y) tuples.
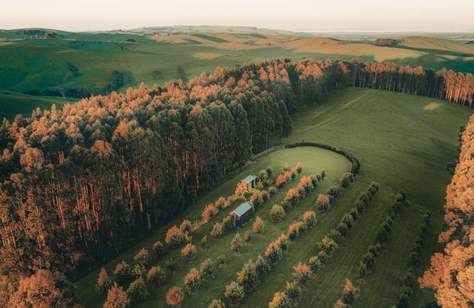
(242, 175), (257, 184)
(231, 202), (253, 217)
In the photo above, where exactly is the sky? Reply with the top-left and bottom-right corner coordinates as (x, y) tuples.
(1, 0), (473, 33)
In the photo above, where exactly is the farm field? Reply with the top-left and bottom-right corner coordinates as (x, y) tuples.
(74, 87), (471, 307)
(0, 90), (73, 119)
(1, 29), (474, 119)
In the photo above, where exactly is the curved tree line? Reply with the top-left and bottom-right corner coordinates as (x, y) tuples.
(0, 58), (473, 305)
(419, 114), (474, 308)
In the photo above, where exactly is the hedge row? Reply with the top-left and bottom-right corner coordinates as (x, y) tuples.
(214, 210), (318, 307)
(268, 182), (379, 308)
(396, 212), (432, 308)
(358, 192), (407, 277)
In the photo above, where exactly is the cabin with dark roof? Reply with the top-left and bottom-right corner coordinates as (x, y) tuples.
(230, 202), (254, 227)
(242, 175), (258, 189)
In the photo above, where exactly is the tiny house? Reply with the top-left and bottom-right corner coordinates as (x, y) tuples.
(231, 202), (254, 227)
(242, 175), (258, 190)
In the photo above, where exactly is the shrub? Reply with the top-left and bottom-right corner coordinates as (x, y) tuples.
(114, 261), (132, 285)
(104, 283), (129, 308)
(166, 287), (184, 306)
(342, 214), (354, 228)
(224, 281), (245, 306)
(292, 262), (311, 285)
(181, 243), (197, 260)
(152, 240), (163, 256)
(327, 185), (341, 200)
(268, 186), (278, 195)
(342, 279), (355, 305)
(165, 226), (184, 246)
(130, 264), (145, 279)
(126, 278), (149, 304)
(236, 260), (258, 291)
(298, 176), (314, 193)
(316, 194), (330, 211)
(266, 166), (274, 177)
(146, 266), (165, 286)
(200, 259), (216, 280)
(231, 233), (243, 254)
(340, 172), (354, 188)
(215, 196), (228, 209)
(253, 216), (264, 233)
(295, 162), (303, 174)
(285, 188), (300, 205)
(359, 262), (368, 277)
(97, 267), (111, 295)
(180, 219), (193, 233)
(287, 222), (305, 240)
(285, 281), (302, 306)
(269, 291), (291, 308)
(395, 190), (406, 202)
(270, 204), (286, 222)
(303, 210), (317, 227)
(243, 231), (252, 243)
(209, 299), (225, 308)
(201, 235), (208, 246)
(264, 242), (284, 264)
(164, 257), (178, 272)
(184, 268), (201, 294)
(133, 248), (150, 266)
(255, 255), (270, 277)
(202, 203), (219, 223)
(321, 236), (337, 252)
(211, 223), (224, 238)
(369, 181), (380, 194)
(222, 215), (234, 231)
(336, 222), (348, 237)
(308, 256), (322, 273)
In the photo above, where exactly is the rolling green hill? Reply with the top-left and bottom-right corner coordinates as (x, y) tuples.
(0, 90), (74, 119)
(1, 28), (474, 120)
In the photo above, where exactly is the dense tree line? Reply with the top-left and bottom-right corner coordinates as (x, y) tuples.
(419, 114), (474, 308)
(0, 58), (473, 305)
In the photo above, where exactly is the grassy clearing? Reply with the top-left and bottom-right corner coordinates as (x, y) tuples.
(0, 90), (75, 119)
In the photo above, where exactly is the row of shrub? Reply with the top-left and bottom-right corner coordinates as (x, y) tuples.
(269, 171), (324, 223)
(334, 279), (357, 308)
(210, 164), (303, 239)
(275, 163), (303, 188)
(210, 210), (318, 307)
(268, 182), (379, 307)
(317, 171), (356, 212)
(358, 191), (407, 277)
(396, 212), (432, 308)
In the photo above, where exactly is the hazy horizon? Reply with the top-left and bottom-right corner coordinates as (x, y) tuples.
(2, 0), (474, 33)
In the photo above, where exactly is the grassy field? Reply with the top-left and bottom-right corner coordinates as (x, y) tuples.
(1, 30), (474, 120)
(0, 90), (74, 119)
(73, 87), (471, 307)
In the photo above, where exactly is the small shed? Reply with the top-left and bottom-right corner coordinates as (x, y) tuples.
(231, 202), (254, 227)
(242, 175), (258, 189)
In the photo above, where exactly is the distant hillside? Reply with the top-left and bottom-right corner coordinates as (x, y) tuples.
(400, 36), (474, 55)
(102, 25), (298, 37)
